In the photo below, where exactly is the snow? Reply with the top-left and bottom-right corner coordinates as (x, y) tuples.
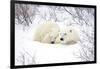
(15, 24), (81, 65)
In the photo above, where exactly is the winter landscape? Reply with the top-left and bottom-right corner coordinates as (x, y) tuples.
(15, 3), (95, 65)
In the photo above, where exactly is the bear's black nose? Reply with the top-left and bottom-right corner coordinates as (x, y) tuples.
(51, 41), (55, 44)
(60, 38), (64, 41)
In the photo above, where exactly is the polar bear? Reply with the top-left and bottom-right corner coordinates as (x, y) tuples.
(34, 21), (60, 44)
(55, 26), (80, 45)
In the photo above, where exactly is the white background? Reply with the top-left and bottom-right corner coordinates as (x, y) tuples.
(0, 0), (99, 69)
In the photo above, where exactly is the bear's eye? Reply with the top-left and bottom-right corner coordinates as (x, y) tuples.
(70, 30), (72, 33)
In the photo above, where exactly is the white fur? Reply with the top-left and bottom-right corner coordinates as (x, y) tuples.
(34, 21), (60, 44)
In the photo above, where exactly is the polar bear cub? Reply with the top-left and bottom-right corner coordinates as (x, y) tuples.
(34, 21), (60, 44)
(55, 26), (80, 45)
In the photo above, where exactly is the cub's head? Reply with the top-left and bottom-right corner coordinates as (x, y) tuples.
(59, 27), (80, 44)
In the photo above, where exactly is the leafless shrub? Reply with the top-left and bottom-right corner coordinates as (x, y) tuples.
(16, 50), (36, 65)
(15, 4), (39, 30)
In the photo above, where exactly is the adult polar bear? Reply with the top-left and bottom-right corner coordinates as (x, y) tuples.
(34, 21), (60, 44)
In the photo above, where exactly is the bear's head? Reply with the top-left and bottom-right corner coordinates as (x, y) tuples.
(58, 26), (80, 45)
